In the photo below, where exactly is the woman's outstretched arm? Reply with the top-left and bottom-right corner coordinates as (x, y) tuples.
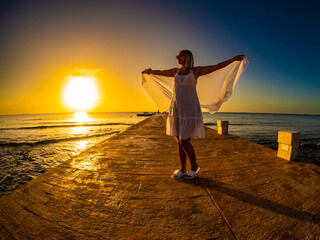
(195, 55), (245, 77)
(142, 68), (178, 77)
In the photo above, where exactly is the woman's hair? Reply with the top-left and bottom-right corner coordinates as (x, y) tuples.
(180, 50), (194, 69)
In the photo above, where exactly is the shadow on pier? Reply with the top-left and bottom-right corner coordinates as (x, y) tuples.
(183, 177), (320, 224)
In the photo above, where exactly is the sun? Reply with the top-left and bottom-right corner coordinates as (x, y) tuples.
(63, 76), (98, 111)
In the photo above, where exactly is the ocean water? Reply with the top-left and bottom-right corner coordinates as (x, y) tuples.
(0, 112), (148, 197)
(0, 112), (319, 197)
(203, 112), (320, 166)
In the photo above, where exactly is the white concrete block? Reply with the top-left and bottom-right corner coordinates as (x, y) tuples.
(218, 126), (228, 135)
(277, 143), (299, 161)
(277, 130), (300, 148)
(217, 120), (228, 127)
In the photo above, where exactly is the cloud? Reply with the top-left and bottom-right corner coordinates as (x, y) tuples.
(70, 68), (103, 77)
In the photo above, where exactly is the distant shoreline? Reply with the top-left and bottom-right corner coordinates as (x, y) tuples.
(1, 111), (320, 117)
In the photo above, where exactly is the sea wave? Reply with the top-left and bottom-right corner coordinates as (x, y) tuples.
(300, 143), (320, 148)
(0, 131), (120, 147)
(204, 122), (255, 126)
(0, 122), (131, 131)
(300, 137), (320, 141)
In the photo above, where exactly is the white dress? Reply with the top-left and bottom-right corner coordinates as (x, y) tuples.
(141, 57), (249, 137)
(166, 70), (205, 140)
(141, 57), (249, 114)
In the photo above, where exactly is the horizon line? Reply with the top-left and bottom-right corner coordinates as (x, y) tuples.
(1, 111), (319, 117)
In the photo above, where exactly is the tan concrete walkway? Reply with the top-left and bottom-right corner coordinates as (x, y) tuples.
(0, 114), (319, 239)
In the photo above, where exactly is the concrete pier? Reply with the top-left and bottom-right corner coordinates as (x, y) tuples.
(0, 114), (319, 239)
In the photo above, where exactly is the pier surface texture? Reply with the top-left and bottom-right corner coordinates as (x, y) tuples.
(0, 114), (319, 239)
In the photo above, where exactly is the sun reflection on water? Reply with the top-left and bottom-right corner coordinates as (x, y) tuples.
(73, 126), (88, 135)
(73, 112), (89, 122)
(75, 140), (90, 152)
(70, 112), (91, 152)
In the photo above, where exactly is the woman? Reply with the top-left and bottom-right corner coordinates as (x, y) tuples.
(142, 50), (245, 179)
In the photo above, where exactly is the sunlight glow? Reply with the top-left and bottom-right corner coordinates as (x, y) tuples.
(73, 112), (89, 122)
(64, 76), (98, 111)
(75, 140), (90, 152)
(73, 126), (88, 135)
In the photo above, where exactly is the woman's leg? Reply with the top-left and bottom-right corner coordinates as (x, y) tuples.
(180, 138), (198, 171)
(175, 136), (187, 173)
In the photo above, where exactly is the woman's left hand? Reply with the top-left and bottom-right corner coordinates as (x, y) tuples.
(233, 55), (245, 61)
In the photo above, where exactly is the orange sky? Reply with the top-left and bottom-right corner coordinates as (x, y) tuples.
(1, 0), (319, 115)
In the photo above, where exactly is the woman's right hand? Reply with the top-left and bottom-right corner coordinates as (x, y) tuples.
(142, 68), (152, 74)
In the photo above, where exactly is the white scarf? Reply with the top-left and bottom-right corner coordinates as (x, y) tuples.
(142, 57), (249, 114)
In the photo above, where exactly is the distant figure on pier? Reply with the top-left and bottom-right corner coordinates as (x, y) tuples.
(142, 50), (245, 179)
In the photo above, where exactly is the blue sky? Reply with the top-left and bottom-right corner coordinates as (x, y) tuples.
(0, 0), (319, 114)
